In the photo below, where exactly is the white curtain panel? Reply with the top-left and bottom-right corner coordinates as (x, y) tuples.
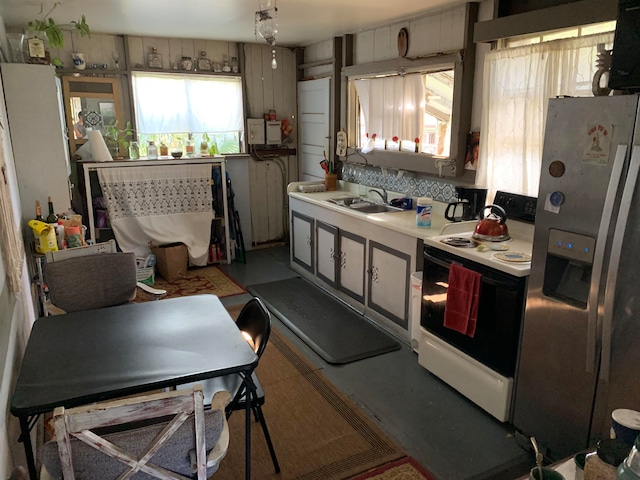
(477, 33), (614, 201)
(354, 74), (425, 141)
(98, 165), (214, 266)
(132, 73), (244, 134)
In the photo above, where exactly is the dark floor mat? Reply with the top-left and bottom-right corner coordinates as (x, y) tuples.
(247, 277), (400, 364)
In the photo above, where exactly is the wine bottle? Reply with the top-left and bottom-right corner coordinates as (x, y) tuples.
(46, 196), (58, 224)
(35, 200), (44, 222)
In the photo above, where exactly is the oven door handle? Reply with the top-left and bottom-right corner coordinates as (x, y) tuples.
(424, 251), (517, 290)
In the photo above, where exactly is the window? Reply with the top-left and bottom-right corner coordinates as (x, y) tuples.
(476, 24), (615, 200)
(351, 69), (454, 157)
(131, 73), (245, 155)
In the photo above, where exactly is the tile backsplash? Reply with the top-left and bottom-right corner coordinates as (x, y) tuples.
(341, 163), (458, 203)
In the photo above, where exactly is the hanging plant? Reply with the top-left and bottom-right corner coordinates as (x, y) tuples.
(28, 2), (91, 49)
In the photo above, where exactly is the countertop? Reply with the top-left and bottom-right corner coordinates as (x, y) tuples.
(288, 181), (454, 240)
(288, 181), (534, 277)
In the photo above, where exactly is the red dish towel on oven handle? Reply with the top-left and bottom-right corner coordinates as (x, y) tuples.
(443, 263), (482, 338)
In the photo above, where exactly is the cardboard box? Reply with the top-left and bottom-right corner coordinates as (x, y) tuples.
(150, 243), (188, 281)
(136, 266), (155, 286)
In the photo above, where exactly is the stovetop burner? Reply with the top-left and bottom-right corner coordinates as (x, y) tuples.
(440, 237), (479, 248)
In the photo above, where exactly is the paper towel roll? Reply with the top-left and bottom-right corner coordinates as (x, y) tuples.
(88, 130), (113, 162)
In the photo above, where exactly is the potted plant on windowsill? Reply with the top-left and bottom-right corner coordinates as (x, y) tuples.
(26, 2), (90, 67)
(103, 121), (135, 159)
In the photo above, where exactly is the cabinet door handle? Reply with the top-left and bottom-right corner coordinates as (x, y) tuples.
(340, 251), (346, 268)
(306, 236), (312, 247)
(369, 265), (379, 282)
(329, 248), (335, 262)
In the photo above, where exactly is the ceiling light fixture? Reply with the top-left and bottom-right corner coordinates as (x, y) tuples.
(255, 0), (278, 47)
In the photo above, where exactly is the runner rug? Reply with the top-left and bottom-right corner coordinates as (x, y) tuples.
(350, 457), (437, 480)
(247, 277), (400, 364)
(135, 265), (246, 301)
(213, 304), (404, 480)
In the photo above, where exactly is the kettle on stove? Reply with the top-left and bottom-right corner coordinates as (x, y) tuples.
(472, 205), (511, 242)
(445, 186), (488, 222)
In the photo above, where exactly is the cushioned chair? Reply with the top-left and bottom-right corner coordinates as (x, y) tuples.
(182, 298), (280, 473)
(43, 241), (165, 314)
(41, 385), (231, 480)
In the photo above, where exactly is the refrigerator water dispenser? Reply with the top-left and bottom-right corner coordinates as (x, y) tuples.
(542, 229), (596, 309)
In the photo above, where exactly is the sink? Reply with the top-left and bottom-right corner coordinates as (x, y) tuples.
(326, 197), (369, 207)
(326, 197), (403, 214)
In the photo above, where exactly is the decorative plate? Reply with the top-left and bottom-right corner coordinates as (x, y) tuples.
(492, 252), (532, 263)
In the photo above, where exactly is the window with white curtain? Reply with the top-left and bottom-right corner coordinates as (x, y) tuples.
(131, 72), (245, 154)
(476, 26), (615, 201)
(352, 69), (454, 155)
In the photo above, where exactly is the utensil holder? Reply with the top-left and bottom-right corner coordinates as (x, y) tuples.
(325, 174), (337, 191)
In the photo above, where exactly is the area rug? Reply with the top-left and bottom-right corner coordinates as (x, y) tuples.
(136, 265), (246, 301)
(214, 304), (404, 480)
(350, 457), (437, 480)
(247, 277), (400, 364)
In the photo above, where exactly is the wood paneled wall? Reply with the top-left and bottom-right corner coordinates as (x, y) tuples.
(243, 44), (298, 245)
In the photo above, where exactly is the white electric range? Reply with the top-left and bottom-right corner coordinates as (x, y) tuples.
(418, 191), (536, 422)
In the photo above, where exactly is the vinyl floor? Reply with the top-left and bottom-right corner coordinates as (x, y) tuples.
(218, 246), (534, 480)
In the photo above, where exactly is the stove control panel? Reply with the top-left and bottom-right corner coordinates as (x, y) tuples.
(493, 191), (537, 223)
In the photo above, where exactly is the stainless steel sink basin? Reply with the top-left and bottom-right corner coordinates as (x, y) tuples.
(326, 197), (403, 214)
(326, 197), (368, 207)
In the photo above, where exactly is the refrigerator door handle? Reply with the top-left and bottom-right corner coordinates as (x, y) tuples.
(600, 144), (640, 381)
(586, 144), (628, 373)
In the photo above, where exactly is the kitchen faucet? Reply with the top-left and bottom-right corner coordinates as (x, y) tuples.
(368, 188), (388, 204)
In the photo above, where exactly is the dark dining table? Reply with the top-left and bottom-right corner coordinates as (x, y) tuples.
(10, 294), (258, 480)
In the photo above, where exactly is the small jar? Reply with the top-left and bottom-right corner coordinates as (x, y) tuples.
(230, 56), (239, 73)
(416, 197), (432, 228)
(147, 141), (158, 159)
(128, 141), (139, 160)
(584, 439), (629, 480)
(159, 142), (169, 157)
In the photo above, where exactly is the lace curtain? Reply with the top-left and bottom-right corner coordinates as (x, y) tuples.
(354, 74), (425, 141)
(97, 165), (214, 266)
(476, 32), (614, 201)
(132, 73), (244, 135)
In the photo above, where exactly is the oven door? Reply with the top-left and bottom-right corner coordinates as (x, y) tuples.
(421, 246), (527, 377)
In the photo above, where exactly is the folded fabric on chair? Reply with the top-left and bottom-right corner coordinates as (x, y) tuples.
(443, 263), (482, 338)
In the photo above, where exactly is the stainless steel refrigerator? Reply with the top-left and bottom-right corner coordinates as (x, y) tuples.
(513, 94), (640, 460)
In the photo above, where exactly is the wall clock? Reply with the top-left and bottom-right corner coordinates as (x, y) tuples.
(397, 28), (409, 58)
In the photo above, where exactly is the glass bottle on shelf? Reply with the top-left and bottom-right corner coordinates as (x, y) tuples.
(34, 200), (44, 222)
(230, 56), (239, 73)
(46, 197), (58, 224)
(200, 134), (210, 156)
(185, 135), (195, 156)
(159, 140), (168, 157)
(129, 141), (140, 160)
(147, 141), (158, 159)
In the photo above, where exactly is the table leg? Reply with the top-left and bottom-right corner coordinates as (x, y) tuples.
(18, 416), (38, 480)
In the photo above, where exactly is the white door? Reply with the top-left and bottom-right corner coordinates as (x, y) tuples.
(298, 77), (330, 182)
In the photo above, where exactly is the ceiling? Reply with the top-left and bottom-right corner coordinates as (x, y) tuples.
(0, 0), (467, 47)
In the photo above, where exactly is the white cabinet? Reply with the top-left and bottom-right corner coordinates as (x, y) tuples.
(315, 220), (338, 287)
(289, 197), (420, 342)
(291, 210), (314, 273)
(368, 241), (411, 329)
(1, 64), (71, 223)
(338, 229), (366, 304)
